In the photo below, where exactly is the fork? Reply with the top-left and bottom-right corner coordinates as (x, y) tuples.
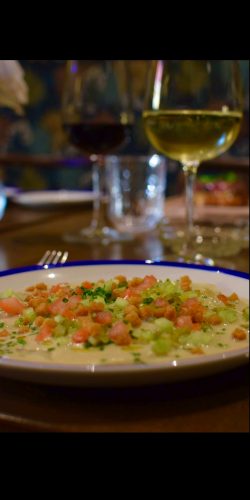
(37, 250), (69, 266)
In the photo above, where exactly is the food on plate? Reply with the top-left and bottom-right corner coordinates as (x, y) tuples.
(0, 274), (249, 365)
(195, 172), (249, 207)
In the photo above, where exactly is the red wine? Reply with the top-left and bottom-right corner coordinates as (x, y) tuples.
(64, 123), (132, 154)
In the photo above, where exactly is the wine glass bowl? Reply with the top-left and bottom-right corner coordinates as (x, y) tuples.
(143, 60), (242, 262)
(62, 60), (134, 243)
(143, 60), (243, 263)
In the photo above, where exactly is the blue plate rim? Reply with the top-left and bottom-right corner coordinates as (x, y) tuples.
(0, 259), (249, 280)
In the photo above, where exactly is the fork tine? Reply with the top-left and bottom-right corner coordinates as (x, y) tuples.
(52, 251), (62, 264)
(38, 250), (69, 266)
(37, 250), (51, 266)
(46, 250), (57, 265)
(61, 251), (69, 264)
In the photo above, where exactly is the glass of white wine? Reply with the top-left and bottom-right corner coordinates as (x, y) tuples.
(143, 60), (243, 264)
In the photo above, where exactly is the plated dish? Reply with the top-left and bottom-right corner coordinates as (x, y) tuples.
(0, 261), (249, 387)
(10, 190), (97, 208)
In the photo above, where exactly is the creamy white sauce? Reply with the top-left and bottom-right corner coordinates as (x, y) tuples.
(0, 282), (249, 366)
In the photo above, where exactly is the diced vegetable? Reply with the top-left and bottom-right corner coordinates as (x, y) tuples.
(243, 307), (249, 322)
(53, 324), (67, 337)
(152, 337), (172, 355)
(154, 317), (174, 334)
(218, 308), (238, 324)
(0, 297), (25, 315)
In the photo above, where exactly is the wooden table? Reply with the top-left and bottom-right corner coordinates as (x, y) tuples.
(0, 200), (249, 432)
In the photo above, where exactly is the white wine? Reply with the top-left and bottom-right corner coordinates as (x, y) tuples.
(143, 110), (242, 163)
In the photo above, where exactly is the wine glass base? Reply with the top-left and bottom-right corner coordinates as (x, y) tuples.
(159, 221), (244, 265)
(63, 225), (133, 245)
(157, 254), (237, 269)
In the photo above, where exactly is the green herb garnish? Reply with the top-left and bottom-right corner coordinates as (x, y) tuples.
(143, 297), (154, 304)
(17, 338), (26, 345)
(81, 286), (112, 303)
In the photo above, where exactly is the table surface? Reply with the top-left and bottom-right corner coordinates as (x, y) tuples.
(0, 199), (249, 432)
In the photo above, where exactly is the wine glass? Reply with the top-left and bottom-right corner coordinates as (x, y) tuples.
(143, 60), (243, 264)
(62, 60), (134, 243)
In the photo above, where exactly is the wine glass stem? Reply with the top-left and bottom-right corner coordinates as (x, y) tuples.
(91, 157), (109, 230)
(182, 162), (199, 245)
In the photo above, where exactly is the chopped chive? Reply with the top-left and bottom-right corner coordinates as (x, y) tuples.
(17, 338), (26, 345)
(142, 297), (154, 304)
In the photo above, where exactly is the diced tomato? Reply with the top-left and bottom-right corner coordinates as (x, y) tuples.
(228, 293), (239, 302)
(191, 323), (201, 331)
(48, 295), (81, 316)
(154, 298), (168, 307)
(175, 315), (193, 329)
(164, 305), (177, 321)
(0, 329), (9, 338)
(128, 277), (143, 287)
(72, 327), (92, 343)
(48, 299), (68, 316)
(181, 298), (202, 311)
(124, 275), (157, 303)
(50, 283), (70, 294)
(0, 297), (25, 315)
(81, 281), (93, 289)
(36, 321), (54, 342)
(90, 301), (105, 312)
(138, 305), (154, 319)
(72, 317), (101, 343)
(124, 311), (141, 327)
(94, 311), (113, 325)
(112, 288), (127, 298)
(153, 306), (166, 318)
(62, 310), (75, 319)
(206, 314), (222, 325)
(114, 275), (127, 283)
(49, 284), (62, 293)
(191, 347), (204, 355)
(130, 275), (157, 293)
(180, 275), (192, 291)
(108, 321), (131, 345)
(124, 289), (141, 302)
(217, 294), (228, 304)
(68, 295), (82, 306)
(74, 304), (90, 316)
(180, 298), (205, 322)
(232, 328), (247, 340)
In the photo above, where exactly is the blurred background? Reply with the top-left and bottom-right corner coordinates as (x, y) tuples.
(0, 60), (249, 200)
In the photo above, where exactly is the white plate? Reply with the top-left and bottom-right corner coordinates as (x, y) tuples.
(3, 186), (21, 198)
(11, 190), (97, 208)
(0, 260), (248, 387)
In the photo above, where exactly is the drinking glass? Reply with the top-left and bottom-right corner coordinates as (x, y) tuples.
(106, 154), (167, 235)
(62, 60), (134, 243)
(143, 60), (243, 263)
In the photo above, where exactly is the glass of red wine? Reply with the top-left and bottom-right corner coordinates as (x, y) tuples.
(62, 60), (134, 243)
